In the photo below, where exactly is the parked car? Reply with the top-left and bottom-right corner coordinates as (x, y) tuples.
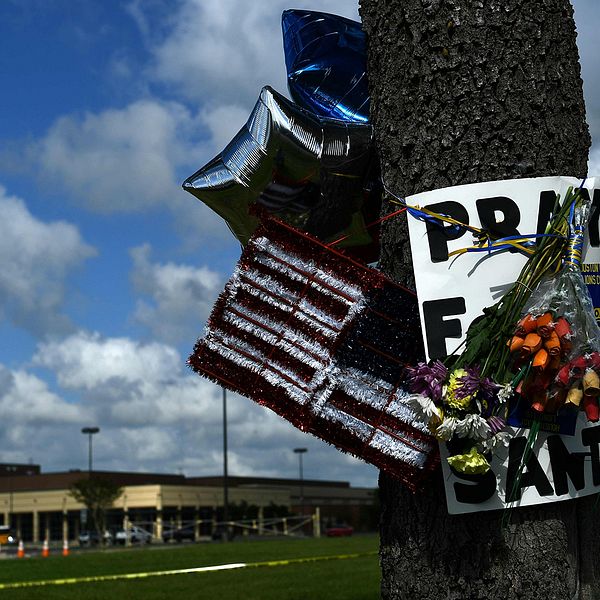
(325, 524), (353, 537)
(78, 530), (113, 546)
(162, 526), (195, 543)
(115, 525), (153, 544)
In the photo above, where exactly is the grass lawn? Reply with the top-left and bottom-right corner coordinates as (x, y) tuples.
(0, 535), (380, 600)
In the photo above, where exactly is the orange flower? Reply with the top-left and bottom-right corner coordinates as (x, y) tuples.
(515, 314), (537, 336)
(533, 348), (549, 372)
(543, 331), (561, 356)
(522, 333), (542, 354)
(536, 312), (554, 338)
(508, 335), (525, 353)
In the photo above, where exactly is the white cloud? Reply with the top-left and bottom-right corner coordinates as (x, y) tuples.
(33, 331), (182, 390)
(111, 427), (179, 462)
(199, 103), (251, 157)
(130, 244), (222, 344)
(143, 0), (359, 107)
(32, 331), (221, 426)
(0, 362), (93, 468)
(29, 329), (378, 485)
(37, 100), (196, 213)
(31, 97), (250, 245)
(0, 365), (88, 425)
(0, 185), (95, 335)
(588, 146), (600, 177)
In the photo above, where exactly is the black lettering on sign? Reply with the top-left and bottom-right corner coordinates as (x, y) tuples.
(547, 435), (586, 496)
(581, 425), (600, 485)
(423, 201), (469, 263)
(505, 436), (553, 502)
(584, 189), (600, 248)
(476, 197), (521, 239)
(536, 191), (558, 244)
(422, 297), (466, 360)
(453, 469), (497, 504)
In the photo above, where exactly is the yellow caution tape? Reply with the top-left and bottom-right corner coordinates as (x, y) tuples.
(0, 551), (377, 589)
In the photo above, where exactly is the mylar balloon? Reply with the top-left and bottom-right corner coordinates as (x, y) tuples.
(282, 9), (369, 123)
(183, 86), (381, 262)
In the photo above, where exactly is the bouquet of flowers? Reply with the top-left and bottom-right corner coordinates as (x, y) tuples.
(403, 185), (598, 475)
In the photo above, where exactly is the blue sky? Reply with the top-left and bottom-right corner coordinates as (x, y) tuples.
(0, 0), (598, 488)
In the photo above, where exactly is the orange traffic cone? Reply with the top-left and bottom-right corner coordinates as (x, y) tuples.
(42, 539), (49, 558)
(17, 540), (25, 558)
(62, 539), (69, 557)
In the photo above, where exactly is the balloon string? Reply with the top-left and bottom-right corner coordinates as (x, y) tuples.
(383, 184), (481, 235)
(379, 182), (573, 258)
(327, 206), (407, 247)
(328, 178), (586, 255)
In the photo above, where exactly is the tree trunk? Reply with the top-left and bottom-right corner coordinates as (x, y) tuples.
(359, 0), (595, 598)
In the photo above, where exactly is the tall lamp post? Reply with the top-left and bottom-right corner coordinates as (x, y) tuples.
(222, 388), (229, 540)
(6, 465), (17, 529)
(81, 427), (100, 474)
(293, 448), (307, 516)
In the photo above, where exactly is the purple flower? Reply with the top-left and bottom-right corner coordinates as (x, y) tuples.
(454, 365), (500, 398)
(453, 366), (482, 400)
(480, 376), (501, 403)
(487, 415), (506, 435)
(451, 366), (501, 416)
(405, 360), (448, 402)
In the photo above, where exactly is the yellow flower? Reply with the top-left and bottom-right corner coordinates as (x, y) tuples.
(428, 407), (444, 436)
(447, 447), (490, 475)
(444, 369), (472, 410)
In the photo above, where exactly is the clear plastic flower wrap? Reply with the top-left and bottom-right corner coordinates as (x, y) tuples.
(506, 199), (600, 421)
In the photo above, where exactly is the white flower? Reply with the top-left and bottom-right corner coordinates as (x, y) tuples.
(497, 384), (513, 404)
(479, 431), (511, 453)
(436, 416), (458, 441)
(455, 413), (491, 441)
(403, 393), (441, 424)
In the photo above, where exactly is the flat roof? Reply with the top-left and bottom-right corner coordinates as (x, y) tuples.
(187, 476), (351, 489)
(0, 470), (186, 492)
(0, 471), (366, 493)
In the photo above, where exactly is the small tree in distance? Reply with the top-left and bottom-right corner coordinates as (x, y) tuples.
(69, 477), (123, 543)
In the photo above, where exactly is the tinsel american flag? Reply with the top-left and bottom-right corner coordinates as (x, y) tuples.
(189, 219), (438, 491)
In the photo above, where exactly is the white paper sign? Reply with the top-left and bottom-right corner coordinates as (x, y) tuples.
(442, 414), (600, 514)
(406, 176), (600, 361)
(406, 176), (600, 513)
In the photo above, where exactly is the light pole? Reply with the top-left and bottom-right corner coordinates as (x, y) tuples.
(81, 427), (100, 474)
(222, 388), (229, 540)
(293, 448), (307, 516)
(6, 466), (17, 528)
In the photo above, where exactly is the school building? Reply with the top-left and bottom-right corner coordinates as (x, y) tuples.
(0, 464), (377, 543)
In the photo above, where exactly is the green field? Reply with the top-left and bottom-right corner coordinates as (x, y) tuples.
(0, 535), (380, 599)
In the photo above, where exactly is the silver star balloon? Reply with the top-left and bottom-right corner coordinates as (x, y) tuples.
(183, 86), (381, 262)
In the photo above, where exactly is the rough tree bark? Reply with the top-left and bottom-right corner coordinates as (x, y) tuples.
(359, 1), (595, 598)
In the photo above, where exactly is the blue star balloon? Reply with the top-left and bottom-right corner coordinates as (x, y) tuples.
(282, 9), (370, 123)
(183, 86), (381, 262)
